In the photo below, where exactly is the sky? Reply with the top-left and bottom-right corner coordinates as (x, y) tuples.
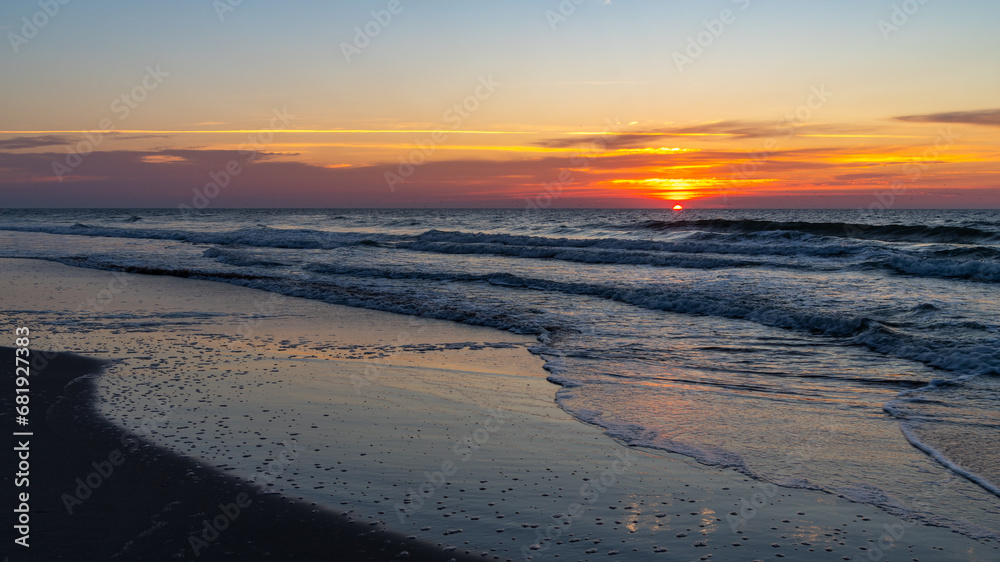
(1, 0), (998, 209)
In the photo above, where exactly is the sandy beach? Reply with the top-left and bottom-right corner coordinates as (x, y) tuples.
(0, 345), (484, 561)
(2, 257), (997, 561)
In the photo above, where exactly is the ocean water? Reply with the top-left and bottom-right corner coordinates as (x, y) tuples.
(2, 207), (998, 538)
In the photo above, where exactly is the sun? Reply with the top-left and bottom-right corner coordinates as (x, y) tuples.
(672, 204), (684, 211)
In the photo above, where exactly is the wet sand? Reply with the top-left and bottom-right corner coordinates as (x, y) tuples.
(0, 346), (481, 561)
(2, 258), (998, 561)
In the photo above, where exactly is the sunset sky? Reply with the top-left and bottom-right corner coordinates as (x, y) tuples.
(1, 0), (998, 208)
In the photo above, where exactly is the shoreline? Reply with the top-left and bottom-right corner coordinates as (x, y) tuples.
(1, 346), (479, 561)
(2, 257), (998, 561)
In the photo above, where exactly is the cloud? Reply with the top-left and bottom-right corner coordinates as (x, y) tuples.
(0, 135), (76, 150)
(141, 154), (188, 164)
(0, 148), (670, 206)
(895, 108), (1000, 127)
(109, 134), (174, 141)
(0, 143), (989, 208)
(833, 172), (899, 181)
(664, 120), (787, 138)
(535, 120), (840, 150)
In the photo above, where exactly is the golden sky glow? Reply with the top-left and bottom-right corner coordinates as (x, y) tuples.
(1, 1), (997, 208)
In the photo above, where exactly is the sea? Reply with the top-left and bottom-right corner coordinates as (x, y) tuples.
(1, 207), (998, 540)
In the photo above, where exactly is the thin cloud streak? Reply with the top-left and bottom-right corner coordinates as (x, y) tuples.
(0, 135), (77, 149)
(894, 108), (1000, 128)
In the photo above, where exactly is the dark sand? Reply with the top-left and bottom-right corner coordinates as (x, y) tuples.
(1, 347), (475, 561)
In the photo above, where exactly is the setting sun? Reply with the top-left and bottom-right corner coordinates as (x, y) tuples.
(673, 204), (683, 210)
